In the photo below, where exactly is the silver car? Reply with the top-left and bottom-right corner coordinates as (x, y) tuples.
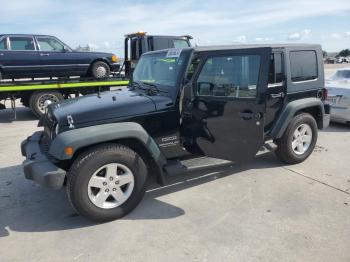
(326, 68), (350, 124)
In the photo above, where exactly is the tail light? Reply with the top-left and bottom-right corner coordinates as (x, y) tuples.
(321, 88), (328, 101)
(317, 88), (328, 101)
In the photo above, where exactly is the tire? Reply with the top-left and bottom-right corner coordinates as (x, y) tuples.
(91, 61), (110, 79)
(275, 113), (318, 164)
(29, 91), (64, 118)
(66, 143), (147, 222)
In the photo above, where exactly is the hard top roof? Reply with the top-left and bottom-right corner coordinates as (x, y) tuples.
(194, 43), (321, 52)
(143, 43), (321, 56)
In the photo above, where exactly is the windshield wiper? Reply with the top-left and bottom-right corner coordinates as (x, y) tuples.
(128, 81), (142, 91)
(140, 81), (169, 95)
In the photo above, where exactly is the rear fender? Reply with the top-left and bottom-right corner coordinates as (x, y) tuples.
(269, 97), (327, 139)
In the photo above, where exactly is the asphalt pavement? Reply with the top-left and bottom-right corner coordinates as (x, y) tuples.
(1, 64), (350, 261)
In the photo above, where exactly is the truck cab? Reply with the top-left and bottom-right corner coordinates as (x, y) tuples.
(122, 32), (192, 78)
(21, 44), (330, 222)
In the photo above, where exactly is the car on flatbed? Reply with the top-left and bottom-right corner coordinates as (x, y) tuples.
(0, 34), (120, 80)
(21, 44), (330, 222)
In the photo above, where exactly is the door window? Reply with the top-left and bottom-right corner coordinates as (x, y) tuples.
(0, 38), (6, 50)
(9, 37), (35, 51)
(173, 39), (190, 48)
(37, 37), (65, 52)
(196, 54), (261, 98)
(153, 38), (170, 50)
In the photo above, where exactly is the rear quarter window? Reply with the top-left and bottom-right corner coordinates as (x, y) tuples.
(290, 50), (318, 82)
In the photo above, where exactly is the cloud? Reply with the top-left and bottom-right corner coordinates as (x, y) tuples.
(235, 35), (247, 43)
(322, 33), (343, 40)
(288, 33), (301, 40)
(0, 0), (349, 53)
(287, 29), (312, 41)
(255, 37), (273, 42)
(330, 33), (341, 39)
(346, 32), (350, 37)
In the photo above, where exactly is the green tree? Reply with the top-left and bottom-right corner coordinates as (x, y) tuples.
(322, 50), (328, 58)
(336, 49), (350, 57)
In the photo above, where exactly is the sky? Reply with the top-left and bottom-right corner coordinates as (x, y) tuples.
(0, 0), (349, 56)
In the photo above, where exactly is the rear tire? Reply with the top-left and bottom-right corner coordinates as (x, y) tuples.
(275, 113), (318, 164)
(91, 61), (110, 79)
(66, 144), (147, 222)
(29, 91), (64, 118)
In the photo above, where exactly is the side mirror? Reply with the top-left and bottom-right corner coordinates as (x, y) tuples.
(62, 46), (69, 52)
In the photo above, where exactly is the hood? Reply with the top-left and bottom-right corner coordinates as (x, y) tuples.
(50, 88), (173, 129)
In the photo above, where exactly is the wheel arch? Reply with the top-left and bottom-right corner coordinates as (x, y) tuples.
(269, 97), (326, 139)
(49, 122), (167, 184)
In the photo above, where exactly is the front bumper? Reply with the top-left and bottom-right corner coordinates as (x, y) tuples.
(21, 131), (66, 190)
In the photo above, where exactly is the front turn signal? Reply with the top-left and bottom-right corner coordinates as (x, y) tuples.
(111, 55), (118, 62)
(64, 147), (74, 156)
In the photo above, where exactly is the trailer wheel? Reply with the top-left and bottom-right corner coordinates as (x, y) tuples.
(91, 61), (110, 79)
(29, 91), (64, 117)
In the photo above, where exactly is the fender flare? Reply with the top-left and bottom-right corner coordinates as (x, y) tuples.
(269, 97), (326, 139)
(49, 122), (167, 167)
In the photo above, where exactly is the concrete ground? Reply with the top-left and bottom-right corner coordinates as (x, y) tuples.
(0, 65), (350, 262)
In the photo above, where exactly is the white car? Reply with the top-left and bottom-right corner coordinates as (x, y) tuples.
(326, 68), (350, 124)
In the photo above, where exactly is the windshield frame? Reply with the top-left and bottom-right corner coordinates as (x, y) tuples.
(132, 48), (193, 94)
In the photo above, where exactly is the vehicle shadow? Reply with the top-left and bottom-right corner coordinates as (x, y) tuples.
(0, 107), (37, 123)
(0, 153), (281, 236)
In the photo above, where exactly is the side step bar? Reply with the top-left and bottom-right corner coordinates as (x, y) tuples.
(163, 142), (277, 177)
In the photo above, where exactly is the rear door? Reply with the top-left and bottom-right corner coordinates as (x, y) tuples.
(36, 36), (89, 76)
(181, 48), (271, 162)
(3, 36), (39, 77)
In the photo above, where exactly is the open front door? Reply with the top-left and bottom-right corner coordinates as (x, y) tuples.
(181, 47), (271, 162)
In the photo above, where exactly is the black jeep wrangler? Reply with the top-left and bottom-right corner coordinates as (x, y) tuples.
(21, 44), (330, 222)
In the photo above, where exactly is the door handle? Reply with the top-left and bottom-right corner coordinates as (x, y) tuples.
(40, 53), (50, 56)
(270, 92), (285, 99)
(239, 111), (254, 120)
(239, 111), (262, 121)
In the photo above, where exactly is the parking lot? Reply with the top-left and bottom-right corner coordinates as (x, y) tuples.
(0, 66), (349, 262)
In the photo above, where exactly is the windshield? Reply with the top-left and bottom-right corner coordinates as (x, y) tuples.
(133, 49), (190, 88)
(331, 69), (350, 80)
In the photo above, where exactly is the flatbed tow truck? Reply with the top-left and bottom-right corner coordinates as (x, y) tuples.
(0, 32), (192, 118)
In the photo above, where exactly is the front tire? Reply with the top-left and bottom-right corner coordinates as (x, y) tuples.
(66, 144), (147, 222)
(91, 61), (110, 79)
(275, 113), (318, 164)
